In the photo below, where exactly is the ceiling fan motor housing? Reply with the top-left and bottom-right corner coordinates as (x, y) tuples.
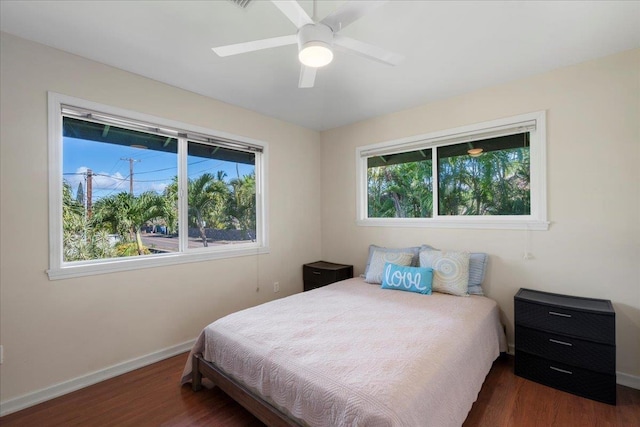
(298, 23), (333, 48)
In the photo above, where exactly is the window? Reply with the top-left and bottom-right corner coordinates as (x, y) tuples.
(48, 93), (268, 280)
(356, 111), (548, 230)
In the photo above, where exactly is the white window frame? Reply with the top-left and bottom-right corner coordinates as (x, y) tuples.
(47, 92), (269, 280)
(356, 111), (548, 230)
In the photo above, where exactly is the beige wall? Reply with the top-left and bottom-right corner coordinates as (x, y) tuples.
(0, 33), (322, 403)
(1, 30), (638, 409)
(320, 49), (640, 379)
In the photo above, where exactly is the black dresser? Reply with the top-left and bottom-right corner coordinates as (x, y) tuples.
(514, 288), (616, 405)
(303, 261), (353, 292)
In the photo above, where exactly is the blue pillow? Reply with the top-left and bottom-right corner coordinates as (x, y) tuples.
(468, 253), (488, 295)
(381, 262), (433, 295)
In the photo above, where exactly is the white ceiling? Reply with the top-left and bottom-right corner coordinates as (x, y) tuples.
(1, 1), (639, 131)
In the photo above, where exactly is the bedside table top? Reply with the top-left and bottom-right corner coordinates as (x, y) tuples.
(515, 288), (614, 314)
(304, 261), (352, 271)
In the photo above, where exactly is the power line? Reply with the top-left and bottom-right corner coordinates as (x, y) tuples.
(99, 174), (130, 199)
(63, 158), (218, 178)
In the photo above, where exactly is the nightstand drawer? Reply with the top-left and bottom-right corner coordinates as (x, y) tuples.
(515, 351), (616, 405)
(515, 300), (615, 344)
(303, 267), (337, 286)
(515, 325), (615, 373)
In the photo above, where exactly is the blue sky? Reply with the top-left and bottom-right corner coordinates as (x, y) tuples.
(63, 137), (254, 201)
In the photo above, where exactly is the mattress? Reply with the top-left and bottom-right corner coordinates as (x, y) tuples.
(182, 277), (507, 427)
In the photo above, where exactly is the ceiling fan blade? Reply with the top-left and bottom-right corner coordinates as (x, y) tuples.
(320, 0), (388, 33)
(333, 35), (404, 66)
(298, 65), (317, 88)
(212, 35), (297, 57)
(271, 0), (313, 29)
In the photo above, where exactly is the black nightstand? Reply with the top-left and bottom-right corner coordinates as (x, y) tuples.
(303, 261), (353, 292)
(514, 288), (616, 405)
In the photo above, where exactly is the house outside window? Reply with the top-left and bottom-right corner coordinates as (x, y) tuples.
(48, 92), (268, 280)
(357, 111), (548, 230)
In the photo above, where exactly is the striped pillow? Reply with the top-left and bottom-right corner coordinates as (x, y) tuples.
(468, 253), (488, 295)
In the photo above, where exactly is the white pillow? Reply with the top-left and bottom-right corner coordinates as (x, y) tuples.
(419, 250), (470, 296)
(364, 250), (414, 284)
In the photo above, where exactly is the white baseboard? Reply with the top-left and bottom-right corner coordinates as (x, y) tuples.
(0, 339), (195, 417)
(617, 371), (640, 390)
(507, 341), (639, 390)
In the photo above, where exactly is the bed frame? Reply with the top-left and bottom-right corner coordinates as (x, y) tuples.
(192, 353), (302, 427)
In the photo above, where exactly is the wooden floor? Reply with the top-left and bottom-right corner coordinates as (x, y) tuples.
(2, 354), (638, 426)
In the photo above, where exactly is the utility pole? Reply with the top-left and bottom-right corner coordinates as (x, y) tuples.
(86, 169), (93, 219)
(120, 157), (141, 195)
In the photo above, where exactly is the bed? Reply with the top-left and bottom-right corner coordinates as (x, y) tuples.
(181, 277), (507, 427)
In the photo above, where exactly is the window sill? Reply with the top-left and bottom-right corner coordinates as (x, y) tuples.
(47, 246), (270, 280)
(356, 218), (550, 230)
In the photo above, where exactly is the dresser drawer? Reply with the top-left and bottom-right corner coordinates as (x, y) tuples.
(515, 300), (615, 344)
(515, 351), (616, 405)
(515, 325), (615, 373)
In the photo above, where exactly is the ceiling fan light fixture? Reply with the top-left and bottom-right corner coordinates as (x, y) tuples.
(297, 23), (334, 68)
(467, 147), (483, 157)
(299, 41), (333, 67)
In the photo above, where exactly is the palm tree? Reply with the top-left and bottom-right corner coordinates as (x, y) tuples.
(367, 160), (433, 218)
(229, 173), (256, 240)
(163, 177), (179, 235)
(92, 191), (164, 255)
(188, 173), (229, 247)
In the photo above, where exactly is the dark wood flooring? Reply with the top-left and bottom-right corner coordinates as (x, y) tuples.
(2, 353), (638, 426)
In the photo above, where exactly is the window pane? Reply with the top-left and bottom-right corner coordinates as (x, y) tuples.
(437, 133), (530, 216)
(62, 117), (178, 261)
(367, 149), (433, 218)
(187, 141), (256, 248)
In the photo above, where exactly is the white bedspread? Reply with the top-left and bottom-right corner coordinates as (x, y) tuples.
(182, 277), (507, 427)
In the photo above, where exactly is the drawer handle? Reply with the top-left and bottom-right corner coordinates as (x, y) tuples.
(312, 271), (321, 275)
(549, 366), (573, 375)
(549, 338), (572, 347)
(548, 311), (571, 318)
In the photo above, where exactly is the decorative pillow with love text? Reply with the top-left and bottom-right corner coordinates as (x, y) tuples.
(380, 262), (433, 295)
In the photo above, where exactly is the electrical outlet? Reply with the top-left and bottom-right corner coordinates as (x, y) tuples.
(523, 252), (534, 260)
(273, 282), (280, 293)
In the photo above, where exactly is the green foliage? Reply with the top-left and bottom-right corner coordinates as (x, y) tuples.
(163, 177), (179, 235)
(116, 242), (150, 257)
(228, 173), (256, 240)
(187, 173), (230, 247)
(62, 180), (116, 261)
(62, 167), (258, 260)
(92, 191), (164, 255)
(368, 160), (433, 218)
(438, 148), (530, 216)
(367, 147), (530, 218)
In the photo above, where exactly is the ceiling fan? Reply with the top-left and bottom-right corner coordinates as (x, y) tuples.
(212, 0), (404, 88)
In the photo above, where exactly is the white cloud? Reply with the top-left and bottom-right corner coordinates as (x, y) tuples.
(92, 171), (126, 190)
